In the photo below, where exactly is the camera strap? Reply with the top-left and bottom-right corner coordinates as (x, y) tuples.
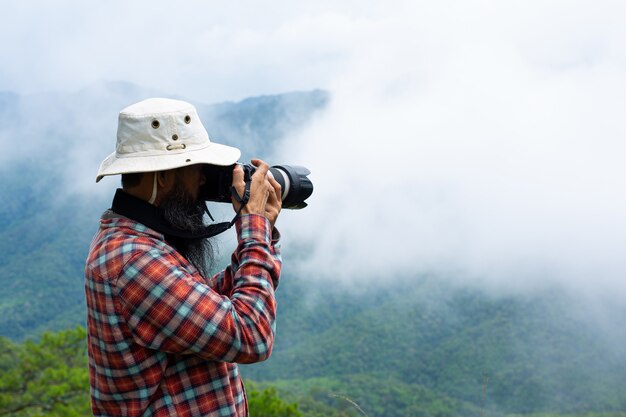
(229, 180), (250, 218)
(111, 189), (238, 240)
(110, 177), (253, 240)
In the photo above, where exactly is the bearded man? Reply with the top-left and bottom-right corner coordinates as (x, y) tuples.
(85, 98), (282, 417)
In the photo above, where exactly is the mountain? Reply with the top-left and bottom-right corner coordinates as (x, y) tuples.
(0, 82), (329, 340)
(0, 83), (625, 417)
(245, 277), (626, 415)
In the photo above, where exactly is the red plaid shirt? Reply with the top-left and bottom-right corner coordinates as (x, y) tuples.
(85, 211), (281, 417)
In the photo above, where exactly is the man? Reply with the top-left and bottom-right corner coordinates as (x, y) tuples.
(85, 98), (282, 417)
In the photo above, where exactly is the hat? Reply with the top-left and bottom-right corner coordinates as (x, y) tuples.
(96, 98), (241, 182)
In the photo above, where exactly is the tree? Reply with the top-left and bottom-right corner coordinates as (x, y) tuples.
(0, 327), (306, 417)
(247, 381), (302, 417)
(0, 327), (90, 417)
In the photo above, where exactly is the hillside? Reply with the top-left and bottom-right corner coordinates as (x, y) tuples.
(0, 83), (328, 340)
(0, 83), (625, 417)
(245, 277), (626, 414)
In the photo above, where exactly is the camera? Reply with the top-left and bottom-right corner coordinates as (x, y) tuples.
(201, 163), (313, 209)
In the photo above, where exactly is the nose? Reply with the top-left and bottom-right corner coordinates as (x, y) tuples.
(198, 166), (206, 187)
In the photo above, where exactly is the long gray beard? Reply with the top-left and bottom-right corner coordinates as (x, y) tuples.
(158, 184), (215, 278)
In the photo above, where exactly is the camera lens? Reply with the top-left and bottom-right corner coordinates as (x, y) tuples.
(269, 165), (313, 209)
(201, 163), (313, 209)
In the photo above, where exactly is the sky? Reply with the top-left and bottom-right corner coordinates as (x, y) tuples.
(2, 0), (626, 304)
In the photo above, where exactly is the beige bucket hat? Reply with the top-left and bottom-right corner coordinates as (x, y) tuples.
(96, 98), (241, 182)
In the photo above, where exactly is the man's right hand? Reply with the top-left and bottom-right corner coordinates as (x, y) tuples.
(232, 159), (282, 228)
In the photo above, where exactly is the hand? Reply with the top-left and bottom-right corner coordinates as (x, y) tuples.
(265, 169), (282, 229)
(231, 159), (282, 228)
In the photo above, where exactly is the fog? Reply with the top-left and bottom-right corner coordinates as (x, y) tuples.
(271, 1), (626, 304)
(2, 1), (626, 304)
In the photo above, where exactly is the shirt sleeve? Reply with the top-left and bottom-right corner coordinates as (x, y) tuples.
(211, 224), (281, 296)
(115, 214), (281, 364)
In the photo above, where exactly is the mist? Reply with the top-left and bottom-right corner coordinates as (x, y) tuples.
(2, 1), (625, 305)
(270, 1), (626, 306)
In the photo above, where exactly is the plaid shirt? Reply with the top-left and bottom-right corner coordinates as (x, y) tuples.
(85, 211), (281, 417)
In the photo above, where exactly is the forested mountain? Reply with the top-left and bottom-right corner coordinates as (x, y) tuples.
(0, 83), (624, 417)
(0, 83), (328, 340)
(249, 277), (626, 415)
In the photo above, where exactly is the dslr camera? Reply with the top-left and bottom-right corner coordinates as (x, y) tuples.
(201, 164), (313, 209)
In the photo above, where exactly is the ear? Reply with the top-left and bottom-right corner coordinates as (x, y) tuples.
(157, 170), (176, 192)
(156, 171), (167, 187)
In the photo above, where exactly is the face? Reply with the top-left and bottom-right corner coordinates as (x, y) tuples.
(157, 164), (208, 227)
(157, 166), (213, 277)
(172, 164), (206, 201)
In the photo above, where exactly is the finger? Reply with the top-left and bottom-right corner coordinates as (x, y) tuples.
(251, 159), (269, 177)
(232, 164), (245, 192)
(268, 174), (281, 194)
(266, 180), (277, 199)
(263, 177), (272, 198)
(230, 165), (246, 210)
(232, 164), (244, 184)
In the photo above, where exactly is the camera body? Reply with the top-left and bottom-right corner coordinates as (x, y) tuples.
(201, 163), (313, 209)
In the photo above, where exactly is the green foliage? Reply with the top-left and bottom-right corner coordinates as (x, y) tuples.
(507, 412), (626, 417)
(0, 327), (326, 417)
(247, 381), (302, 417)
(243, 278), (626, 415)
(0, 327), (90, 417)
(0, 87), (329, 342)
(262, 375), (484, 417)
(2, 85), (626, 417)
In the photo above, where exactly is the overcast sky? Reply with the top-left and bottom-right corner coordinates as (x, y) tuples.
(3, 0), (626, 303)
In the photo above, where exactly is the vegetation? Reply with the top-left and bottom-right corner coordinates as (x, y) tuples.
(1, 328), (624, 417)
(241, 278), (626, 415)
(0, 86), (329, 341)
(0, 328), (90, 417)
(246, 382), (303, 417)
(0, 328), (317, 417)
(1, 84), (625, 417)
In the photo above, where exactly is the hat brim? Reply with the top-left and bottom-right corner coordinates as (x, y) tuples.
(96, 142), (241, 182)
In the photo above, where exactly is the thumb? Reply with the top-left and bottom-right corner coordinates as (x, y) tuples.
(232, 164), (244, 185)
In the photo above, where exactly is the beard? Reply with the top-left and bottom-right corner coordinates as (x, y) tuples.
(158, 182), (214, 278)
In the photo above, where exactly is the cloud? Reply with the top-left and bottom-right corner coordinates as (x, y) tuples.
(0, 1), (380, 102)
(271, 0), (626, 303)
(2, 0), (625, 303)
